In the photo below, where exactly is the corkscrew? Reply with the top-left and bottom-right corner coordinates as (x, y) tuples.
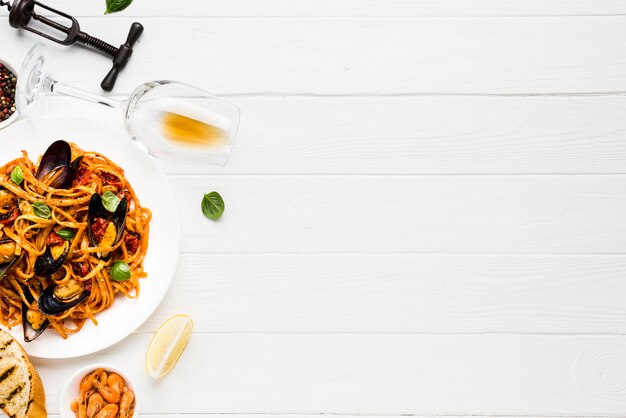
(1, 0), (143, 91)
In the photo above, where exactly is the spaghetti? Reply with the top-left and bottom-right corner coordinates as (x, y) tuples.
(0, 141), (151, 340)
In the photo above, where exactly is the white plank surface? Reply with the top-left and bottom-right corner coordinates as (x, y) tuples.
(40, 96), (626, 175)
(3, 17), (626, 95)
(37, 0), (626, 17)
(1, 1), (625, 417)
(33, 334), (626, 415)
(138, 254), (626, 334)
(171, 175), (626, 254)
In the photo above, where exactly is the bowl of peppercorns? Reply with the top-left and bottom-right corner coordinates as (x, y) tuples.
(0, 61), (18, 129)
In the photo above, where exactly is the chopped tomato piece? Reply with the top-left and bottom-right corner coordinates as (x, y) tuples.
(124, 230), (140, 253)
(75, 262), (90, 277)
(91, 218), (110, 243)
(46, 231), (64, 246)
(0, 209), (18, 226)
(84, 279), (92, 292)
(101, 172), (122, 188)
(72, 167), (92, 186)
(117, 190), (131, 204)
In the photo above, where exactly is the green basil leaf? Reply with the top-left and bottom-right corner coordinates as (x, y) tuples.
(201, 192), (225, 221)
(105, 0), (133, 14)
(10, 166), (23, 185)
(102, 191), (121, 213)
(110, 260), (131, 281)
(56, 229), (75, 240)
(32, 201), (51, 219)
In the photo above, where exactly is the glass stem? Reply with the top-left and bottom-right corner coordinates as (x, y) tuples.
(48, 79), (122, 110)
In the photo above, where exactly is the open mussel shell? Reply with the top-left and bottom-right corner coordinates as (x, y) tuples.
(34, 241), (70, 276)
(88, 193), (128, 253)
(0, 189), (17, 213)
(35, 140), (83, 189)
(38, 280), (89, 316)
(0, 238), (21, 280)
(22, 292), (49, 343)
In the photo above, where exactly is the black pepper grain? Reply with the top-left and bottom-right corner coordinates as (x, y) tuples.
(0, 63), (17, 122)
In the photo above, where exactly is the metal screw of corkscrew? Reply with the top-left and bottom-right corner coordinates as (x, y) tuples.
(1, 0), (143, 91)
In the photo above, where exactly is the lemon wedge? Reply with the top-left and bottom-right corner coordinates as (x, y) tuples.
(146, 314), (193, 379)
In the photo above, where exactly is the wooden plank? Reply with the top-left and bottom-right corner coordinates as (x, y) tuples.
(3, 17), (626, 95)
(136, 254), (626, 335)
(33, 334), (626, 415)
(34, 0), (626, 17)
(41, 95), (626, 175)
(167, 175), (626, 254)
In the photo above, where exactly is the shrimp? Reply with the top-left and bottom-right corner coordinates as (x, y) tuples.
(77, 402), (87, 418)
(98, 371), (108, 386)
(93, 404), (119, 418)
(107, 373), (125, 396)
(80, 369), (103, 392)
(92, 379), (121, 404)
(86, 393), (105, 418)
(70, 399), (79, 413)
(119, 387), (135, 418)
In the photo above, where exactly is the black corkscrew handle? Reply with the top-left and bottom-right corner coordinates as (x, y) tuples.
(6, 0), (144, 91)
(100, 23), (144, 92)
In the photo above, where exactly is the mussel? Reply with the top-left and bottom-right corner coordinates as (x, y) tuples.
(0, 189), (17, 214)
(0, 189), (19, 225)
(88, 193), (128, 256)
(38, 279), (89, 316)
(22, 290), (48, 342)
(0, 238), (21, 280)
(35, 140), (83, 189)
(34, 236), (69, 276)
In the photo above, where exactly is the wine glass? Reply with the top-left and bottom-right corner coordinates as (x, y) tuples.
(16, 43), (240, 165)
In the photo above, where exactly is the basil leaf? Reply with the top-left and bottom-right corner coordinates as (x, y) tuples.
(110, 260), (131, 281)
(105, 0), (133, 14)
(10, 166), (23, 185)
(102, 191), (121, 213)
(201, 192), (225, 221)
(32, 202), (51, 219)
(56, 229), (75, 240)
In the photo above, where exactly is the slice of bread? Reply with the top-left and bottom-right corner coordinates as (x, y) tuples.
(0, 329), (46, 418)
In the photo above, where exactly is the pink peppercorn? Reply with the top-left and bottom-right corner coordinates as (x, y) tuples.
(0, 63), (17, 121)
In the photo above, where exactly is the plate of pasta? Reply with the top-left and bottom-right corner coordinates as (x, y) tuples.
(0, 115), (180, 358)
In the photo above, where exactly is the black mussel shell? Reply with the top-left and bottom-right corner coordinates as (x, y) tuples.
(69, 156), (84, 180)
(38, 281), (89, 316)
(36, 140), (71, 186)
(22, 293), (49, 342)
(88, 193), (128, 251)
(35, 141), (83, 189)
(0, 238), (21, 280)
(0, 210), (15, 223)
(34, 241), (69, 276)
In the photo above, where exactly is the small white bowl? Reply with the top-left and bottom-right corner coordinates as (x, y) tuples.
(60, 363), (139, 418)
(0, 60), (18, 130)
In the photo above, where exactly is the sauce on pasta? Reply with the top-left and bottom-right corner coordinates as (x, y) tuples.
(0, 141), (151, 340)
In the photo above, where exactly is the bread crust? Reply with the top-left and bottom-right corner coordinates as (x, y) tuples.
(26, 362), (46, 418)
(0, 330), (47, 418)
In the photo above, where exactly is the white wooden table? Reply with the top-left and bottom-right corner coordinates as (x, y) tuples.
(3, 1), (626, 416)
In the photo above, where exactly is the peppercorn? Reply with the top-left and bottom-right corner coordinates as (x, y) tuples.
(0, 63), (17, 122)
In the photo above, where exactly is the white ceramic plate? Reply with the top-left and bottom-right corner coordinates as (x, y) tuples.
(0, 115), (180, 358)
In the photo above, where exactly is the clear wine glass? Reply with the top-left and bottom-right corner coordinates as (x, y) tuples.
(16, 43), (240, 165)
